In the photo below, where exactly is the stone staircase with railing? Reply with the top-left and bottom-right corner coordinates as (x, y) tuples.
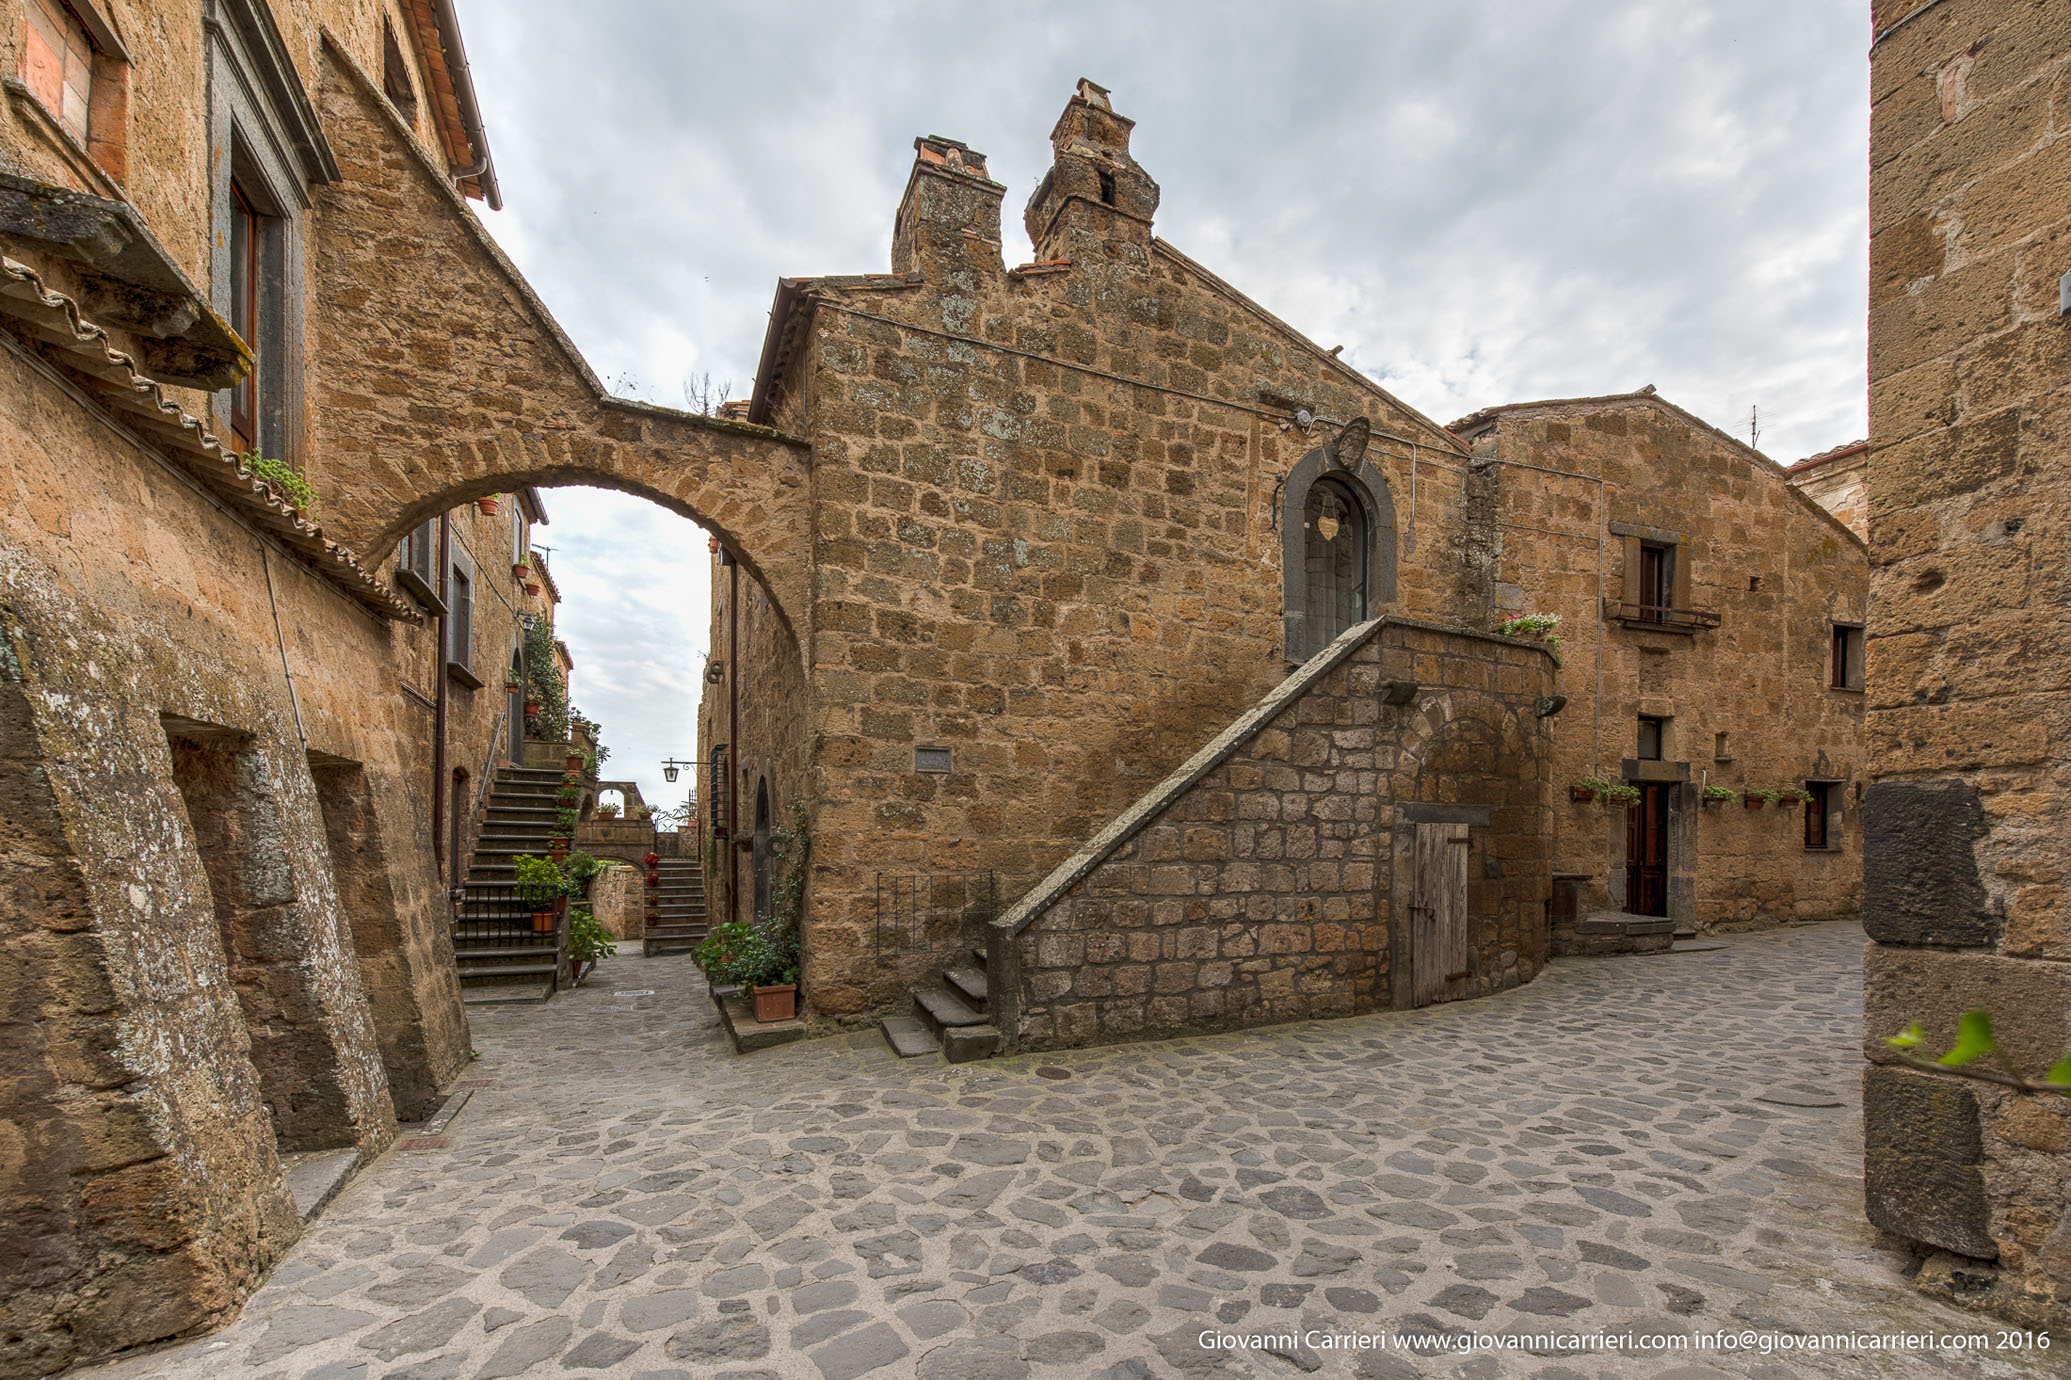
(453, 765), (565, 1004)
(645, 856), (709, 956)
(879, 946), (1003, 1064)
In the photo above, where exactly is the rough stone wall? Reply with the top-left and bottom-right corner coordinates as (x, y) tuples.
(0, 325), (466, 1371)
(1458, 399), (1866, 933)
(1864, 0), (2071, 1326)
(695, 550), (810, 940)
(1787, 447), (1870, 540)
(777, 94), (1483, 1018)
(1008, 620), (1553, 1050)
(587, 863), (645, 944)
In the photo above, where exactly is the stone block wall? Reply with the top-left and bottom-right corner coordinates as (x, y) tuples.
(1455, 397), (1866, 933)
(1865, 0), (2071, 1326)
(1000, 619), (1554, 1050)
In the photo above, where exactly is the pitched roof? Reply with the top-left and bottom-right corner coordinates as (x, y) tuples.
(1787, 439), (1869, 473)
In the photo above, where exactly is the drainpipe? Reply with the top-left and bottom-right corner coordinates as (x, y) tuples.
(728, 556), (740, 928)
(433, 514), (451, 878)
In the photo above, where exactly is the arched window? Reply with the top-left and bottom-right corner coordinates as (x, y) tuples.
(752, 779), (773, 922)
(1279, 435), (1397, 661)
(1303, 477), (1368, 651)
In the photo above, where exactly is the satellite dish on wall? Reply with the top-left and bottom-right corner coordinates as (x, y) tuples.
(1327, 416), (1370, 472)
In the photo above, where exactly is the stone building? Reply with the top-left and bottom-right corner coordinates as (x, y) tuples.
(0, 0), (781, 1371)
(1452, 393), (1867, 944)
(695, 82), (1562, 1042)
(1862, 0), (2071, 1327)
(1787, 438), (1869, 539)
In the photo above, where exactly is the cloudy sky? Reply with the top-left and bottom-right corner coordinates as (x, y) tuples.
(461, 0), (1870, 807)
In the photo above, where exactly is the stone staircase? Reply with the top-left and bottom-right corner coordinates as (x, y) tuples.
(645, 856), (709, 956)
(453, 765), (564, 1005)
(879, 947), (1002, 1063)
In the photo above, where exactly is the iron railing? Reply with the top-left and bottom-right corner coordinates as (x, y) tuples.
(875, 871), (1001, 958)
(709, 744), (730, 836)
(1609, 601), (1722, 630)
(453, 882), (560, 950)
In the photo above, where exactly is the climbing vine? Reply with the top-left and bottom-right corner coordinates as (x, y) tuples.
(523, 616), (569, 741)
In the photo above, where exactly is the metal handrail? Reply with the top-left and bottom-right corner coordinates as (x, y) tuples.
(473, 705), (508, 822)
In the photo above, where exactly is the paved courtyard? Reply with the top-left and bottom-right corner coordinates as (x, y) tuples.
(82, 923), (2054, 1380)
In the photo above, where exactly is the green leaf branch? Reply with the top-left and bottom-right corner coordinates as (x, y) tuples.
(1888, 1010), (2071, 1097)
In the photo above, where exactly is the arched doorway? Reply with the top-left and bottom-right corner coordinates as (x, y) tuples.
(752, 779), (772, 922)
(1302, 476), (1369, 651)
(507, 647), (525, 764)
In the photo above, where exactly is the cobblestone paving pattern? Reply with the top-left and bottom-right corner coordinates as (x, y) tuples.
(81, 923), (2055, 1380)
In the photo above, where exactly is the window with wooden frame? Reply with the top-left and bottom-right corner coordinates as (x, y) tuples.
(446, 547), (475, 679)
(226, 179), (261, 455)
(395, 519), (444, 611)
(19, 0), (92, 142)
(1610, 523), (1718, 631)
(1635, 542), (1674, 621)
(1831, 623), (1864, 690)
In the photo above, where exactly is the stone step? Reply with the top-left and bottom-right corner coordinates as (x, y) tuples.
(944, 965), (987, 1010)
(455, 962), (558, 980)
(943, 1024), (1001, 1064)
(880, 1015), (940, 1058)
(913, 984), (986, 1037)
(454, 944), (557, 959)
(462, 981), (556, 1006)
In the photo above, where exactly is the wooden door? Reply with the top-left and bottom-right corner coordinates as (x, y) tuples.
(1625, 783), (1670, 916)
(1412, 822), (1470, 1005)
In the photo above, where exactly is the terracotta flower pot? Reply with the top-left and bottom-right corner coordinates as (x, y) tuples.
(1568, 786), (1595, 802)
(753, 984), (797, 1023)
(566, 754), (584, 771)
(477, 497), (500, 515)
(525, 582), (542, 596)
(530, 909), (554, 934)
(512, 562), (531, 580)
(1743, 798), (1765, 809)
(1778, 798), (1800, 809)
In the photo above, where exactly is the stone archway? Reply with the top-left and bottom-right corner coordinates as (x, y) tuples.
(306, 37), (812, 638)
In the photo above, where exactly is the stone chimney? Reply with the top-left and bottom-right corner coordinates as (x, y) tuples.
(1024, 79), (1160, 261)
(891, 135), (1005, 277)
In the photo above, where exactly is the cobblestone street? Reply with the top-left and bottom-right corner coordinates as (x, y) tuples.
(81, 924), (2052, 1380)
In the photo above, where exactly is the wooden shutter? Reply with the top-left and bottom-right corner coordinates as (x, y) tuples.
(1412, 822), (1470, 1005)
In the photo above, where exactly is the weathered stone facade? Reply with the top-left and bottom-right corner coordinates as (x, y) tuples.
(1453, 394), (1867, 936)
(996, 619), (1554, 1049)
(0, 3), (805, 1373)
(1863, 0), (2071, 1327)
(1788, 439), (1870, 540)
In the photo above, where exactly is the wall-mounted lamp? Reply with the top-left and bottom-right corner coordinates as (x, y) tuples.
(660, 757), (695, 784)
(1534, 695), (1569, 718)
(1380, 679), (1419, 706)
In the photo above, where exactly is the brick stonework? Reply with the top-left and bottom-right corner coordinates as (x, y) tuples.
(1004, 620), (1554, 1050)
(1865, 0), (2071, 1328)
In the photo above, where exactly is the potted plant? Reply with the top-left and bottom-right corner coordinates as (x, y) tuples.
(1497, 611), (1564, 664)
(566, 905), (617, 985)
(595, 803), (621, 820)
(1599, 783), (1641, 806)
(1743, 789), (1776, 810)
(525, 580), (543, 597)
(477, 495), (500, 516)
(1774, 786), (1813, 809)
(1701, 784), (1737, 806)
(512, 556), (532, 581)
(513, 853), (568, 933)
(504, 671), (522, 695)
(1570, 776), (1609, 803)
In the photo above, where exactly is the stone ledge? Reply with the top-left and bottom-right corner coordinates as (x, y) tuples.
(710, 984), (808, 1053)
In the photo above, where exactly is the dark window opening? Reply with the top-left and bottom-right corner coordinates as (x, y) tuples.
(1748, 575), (1761, 592)
(915, 746), (952, 773)
(1637, 542), (1674, 621)
(1097, 169), (1116, 205)
(1301, 476), (1368, 652)
(228, 179), (260, 455)
(1831, 623), (1864, 690)
(709, 743), (730, 835)
(1805, 781), (1834, 849)
(1637, 715), (1665, 761)
(1713, 730), (1731, 762)
(447, 564), (473, 671)
(381, 18), (418, 121)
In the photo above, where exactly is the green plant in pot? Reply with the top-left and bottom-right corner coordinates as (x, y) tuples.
(1742, 788), (1776, 809)
(1701, 784), (1736, 804)
(566, 905), (617, 985)
(1570, 775), (1610, 803)
(513, 854), (568, 933)
(1597, 783), (1641, 806)
(1774, 786), (1813, 808)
